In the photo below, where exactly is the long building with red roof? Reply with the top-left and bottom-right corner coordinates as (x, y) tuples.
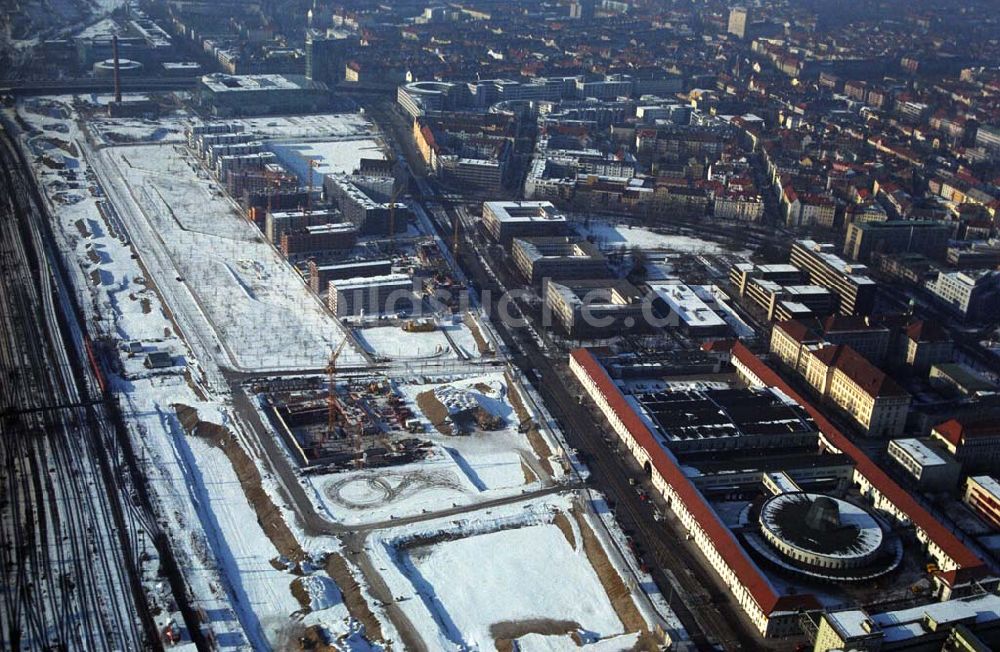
(569, 347), (822, 638)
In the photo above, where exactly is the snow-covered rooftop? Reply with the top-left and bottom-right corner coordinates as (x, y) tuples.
(650, 282), (726, 328)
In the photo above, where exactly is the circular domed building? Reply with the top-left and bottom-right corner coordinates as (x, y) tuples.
(747, 492), (902, 582)
(93, 58), (143, 79)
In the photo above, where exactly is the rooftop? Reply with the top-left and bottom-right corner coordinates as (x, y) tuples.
(632, 384), (818, 443)
(547, 278), (641, 307)
(650, 282), (727, 328)
(484, 200), (567, 223)
(890, 438), (949, 468)
(812, 344), (907, 398)
(969, 475), (1000, 501)
(933, 417), (1000, 447)
(795, 239), (876, 286)
(314, 259), (391, 272)
(331, 273), (412, 291)
(201, 73), (313, 93)
(760, 492), (884, 559)
(513, 236), (604, 261)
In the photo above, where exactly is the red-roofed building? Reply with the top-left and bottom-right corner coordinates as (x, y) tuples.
(569, 348), (821, 638)
(797, 343), (909, 437)
(771, 319), (909, 437)
(730, 343), (988, 599)
(931, 417), (1000, 472)
(900, 320), (954, 373)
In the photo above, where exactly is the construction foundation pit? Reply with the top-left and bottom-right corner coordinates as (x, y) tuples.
(260, 376), (433, 471)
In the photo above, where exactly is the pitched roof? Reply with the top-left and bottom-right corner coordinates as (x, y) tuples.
(570, 348), (821, 617)
(933, 418), (1000, 447)
(828, 345), (908, 398)
(702, 338), (735, 352)
(774, 319), (818, 344)
(905, 320), (951, 344)
(821, 314), (881, 335)
(732, 343), (984, 579)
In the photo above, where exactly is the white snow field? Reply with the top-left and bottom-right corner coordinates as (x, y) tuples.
(369, 495), (629, 651)
(355, 325), (456, 360)
(93, 142), (364, 372)
(354, 319), (483, 361)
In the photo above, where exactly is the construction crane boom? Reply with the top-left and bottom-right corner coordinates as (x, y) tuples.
(326, 337), (349, 439)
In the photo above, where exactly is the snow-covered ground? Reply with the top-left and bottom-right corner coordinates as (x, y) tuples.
(354, 319), (482, 361)
(10, 96), (380, 648)
(369, 494), (629, 651)
(355, 325), (456, 360)
(231, 113), (376, 140)
(94, 142), (364, 372)
(92, 118), (187, 145)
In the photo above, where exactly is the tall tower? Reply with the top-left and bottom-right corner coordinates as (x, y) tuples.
(306, 29), (352, 84)
(111, 35), (122, 104)
(728, 6), (750, 40)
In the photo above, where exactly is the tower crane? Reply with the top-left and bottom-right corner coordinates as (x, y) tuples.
(325, 337), (366, 468)
(326, 337), (348, 440)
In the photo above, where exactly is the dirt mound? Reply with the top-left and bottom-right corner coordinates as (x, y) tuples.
(491, 619), (581, 651)
(297, 625), (337, 651)
(174, 404), (305, 562)
(290, 576), (312, 612)
(553, 512), (576, 550)
(464, 313), (492, 355)
(324, 552), (385, 643)
(416, 390), (452, 435)
(503, 372), (531, 425)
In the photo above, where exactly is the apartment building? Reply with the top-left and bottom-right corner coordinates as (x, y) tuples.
(843, 219), (953, 262)
(926, 270), (1000, 321)
(544, 279), (644, 337)
(789, 240), (877, 316)
(482, 201), (568, 246)
(308, 259), (392, 295)
(279, 223), (357, 259)
(899, 320), (953, 373)
(964, 476), (1000, 530)
(931, 417), (1000, 473)
(328, 274), (414, 317)
(511, 236), (610, 284)
(730, 263), (836, 321)
(887, 438), (961, 491)
(798, 344), (910, 437)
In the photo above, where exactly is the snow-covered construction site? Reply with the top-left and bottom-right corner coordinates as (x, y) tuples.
(3, 93), (687, 651)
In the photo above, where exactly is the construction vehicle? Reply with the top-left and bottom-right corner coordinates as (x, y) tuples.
(403, 318), (436, 333)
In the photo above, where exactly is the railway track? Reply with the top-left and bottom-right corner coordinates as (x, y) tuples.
(0, 131), (159, 650)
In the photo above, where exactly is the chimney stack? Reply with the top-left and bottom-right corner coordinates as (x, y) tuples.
(112, 35), (122, 104)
